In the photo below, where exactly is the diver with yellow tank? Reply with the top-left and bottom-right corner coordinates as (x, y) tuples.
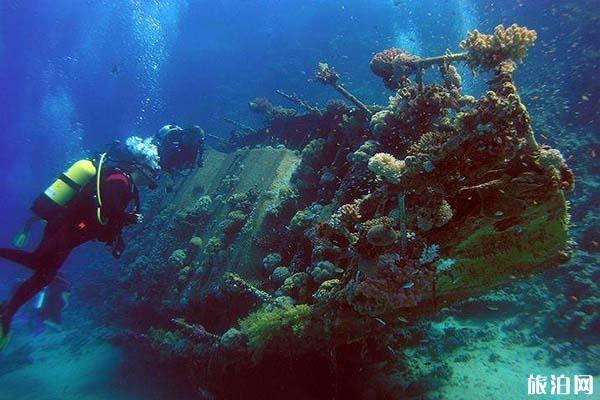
(0, 151), (158, 351)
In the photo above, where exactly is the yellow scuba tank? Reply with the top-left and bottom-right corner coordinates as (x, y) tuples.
(31, 159), (98, 220)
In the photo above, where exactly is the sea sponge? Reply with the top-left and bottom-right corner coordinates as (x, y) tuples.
(191, 195), (212, 214)
(289, 205), (321, 233)
(249, 97), (273, 114)
(280, 272), (311, 302)
(301, 138), (326, 165)
(460, 24), (537, 70)
(178, 266), (192, 282)
(368, 153), (405, 184)
(168, 249), (187, 268)
(220, 327), (244, 349)
(271, 266), (291, 284)
(189, 236), (203, 247)
(310, 261), (343, 283)
(537, 147), (565, 172)
(376, 253), (402, 272)
(415, 198), (453, 231)
(263, 253), (283, 273)
(536, 147), (575, 191)
(313, 279), (341, 303)
(204, 237), (223, 256)
(348, 140), (379, 163)
(369, 110), (393, 137)
(227, 210), (248, 221)
(366, 224), (398, 247)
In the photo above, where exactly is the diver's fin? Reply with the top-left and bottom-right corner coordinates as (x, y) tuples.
(0, 328), (10, 352)
(0, 307), (10, 352)
(12, 231), (29, 248)
(43, 320), (63, 332)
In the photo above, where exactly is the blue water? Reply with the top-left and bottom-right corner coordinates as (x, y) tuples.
(0, 1), (598, 399)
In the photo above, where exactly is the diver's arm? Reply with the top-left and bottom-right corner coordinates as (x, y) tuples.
(102, 179), (134, 224)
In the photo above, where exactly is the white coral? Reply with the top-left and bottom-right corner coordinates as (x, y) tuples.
(368, 153), (405, 184)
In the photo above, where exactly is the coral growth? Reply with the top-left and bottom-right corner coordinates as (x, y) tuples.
(315, 62), (340, 85)
(249, 97), (297, 120)
(370, 48), (420, 90)
(238, 304), (312, 351)
(368, 153), (405, 184)
(108, 22), (576, 400)
(460, 24), (537, 71)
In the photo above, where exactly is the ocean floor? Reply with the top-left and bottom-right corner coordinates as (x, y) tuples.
(0, 308), (596, 399)
(403, 311), (597, 400)
(0, 317), (159, 400)
(1, 259), (597, 400)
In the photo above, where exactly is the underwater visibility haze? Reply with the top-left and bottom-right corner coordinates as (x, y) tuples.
(0, 0), (598, 399)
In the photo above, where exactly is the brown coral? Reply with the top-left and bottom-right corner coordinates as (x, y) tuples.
(460, 24), (537, 70)
(370, 48), (420, 90)
(338, 202), (362, 226)
(414, 197), (453, 232)
(315, 62), (340, 85)
(440, 63), (462, 89)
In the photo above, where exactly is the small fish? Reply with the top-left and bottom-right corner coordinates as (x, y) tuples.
(397, 316), (409, 324)
(375, 318), (387, 326)
(487, 306), (499, 311)
(402, 281), (414, 289)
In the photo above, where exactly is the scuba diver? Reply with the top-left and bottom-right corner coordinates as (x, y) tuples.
(0, 151), (158, 351)
(155, 124), (206, 173)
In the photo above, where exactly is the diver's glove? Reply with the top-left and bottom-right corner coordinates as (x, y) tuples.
(112, 235), (126, 259)
(123, 212), (143, 225)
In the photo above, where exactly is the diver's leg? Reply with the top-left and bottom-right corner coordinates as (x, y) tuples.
(0, 248), (40, 271)
(0, 248), (68, 334)
(1, 234), (72, 333)
(0, 219), (63, 271)
(1, 268), (58, 333)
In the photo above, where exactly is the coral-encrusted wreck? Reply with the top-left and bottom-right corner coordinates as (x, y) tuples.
(112, 25), (574, 399)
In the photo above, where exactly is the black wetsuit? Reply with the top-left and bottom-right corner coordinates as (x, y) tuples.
(158, 126), (205, 172)
(0, 169), (139, 333)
